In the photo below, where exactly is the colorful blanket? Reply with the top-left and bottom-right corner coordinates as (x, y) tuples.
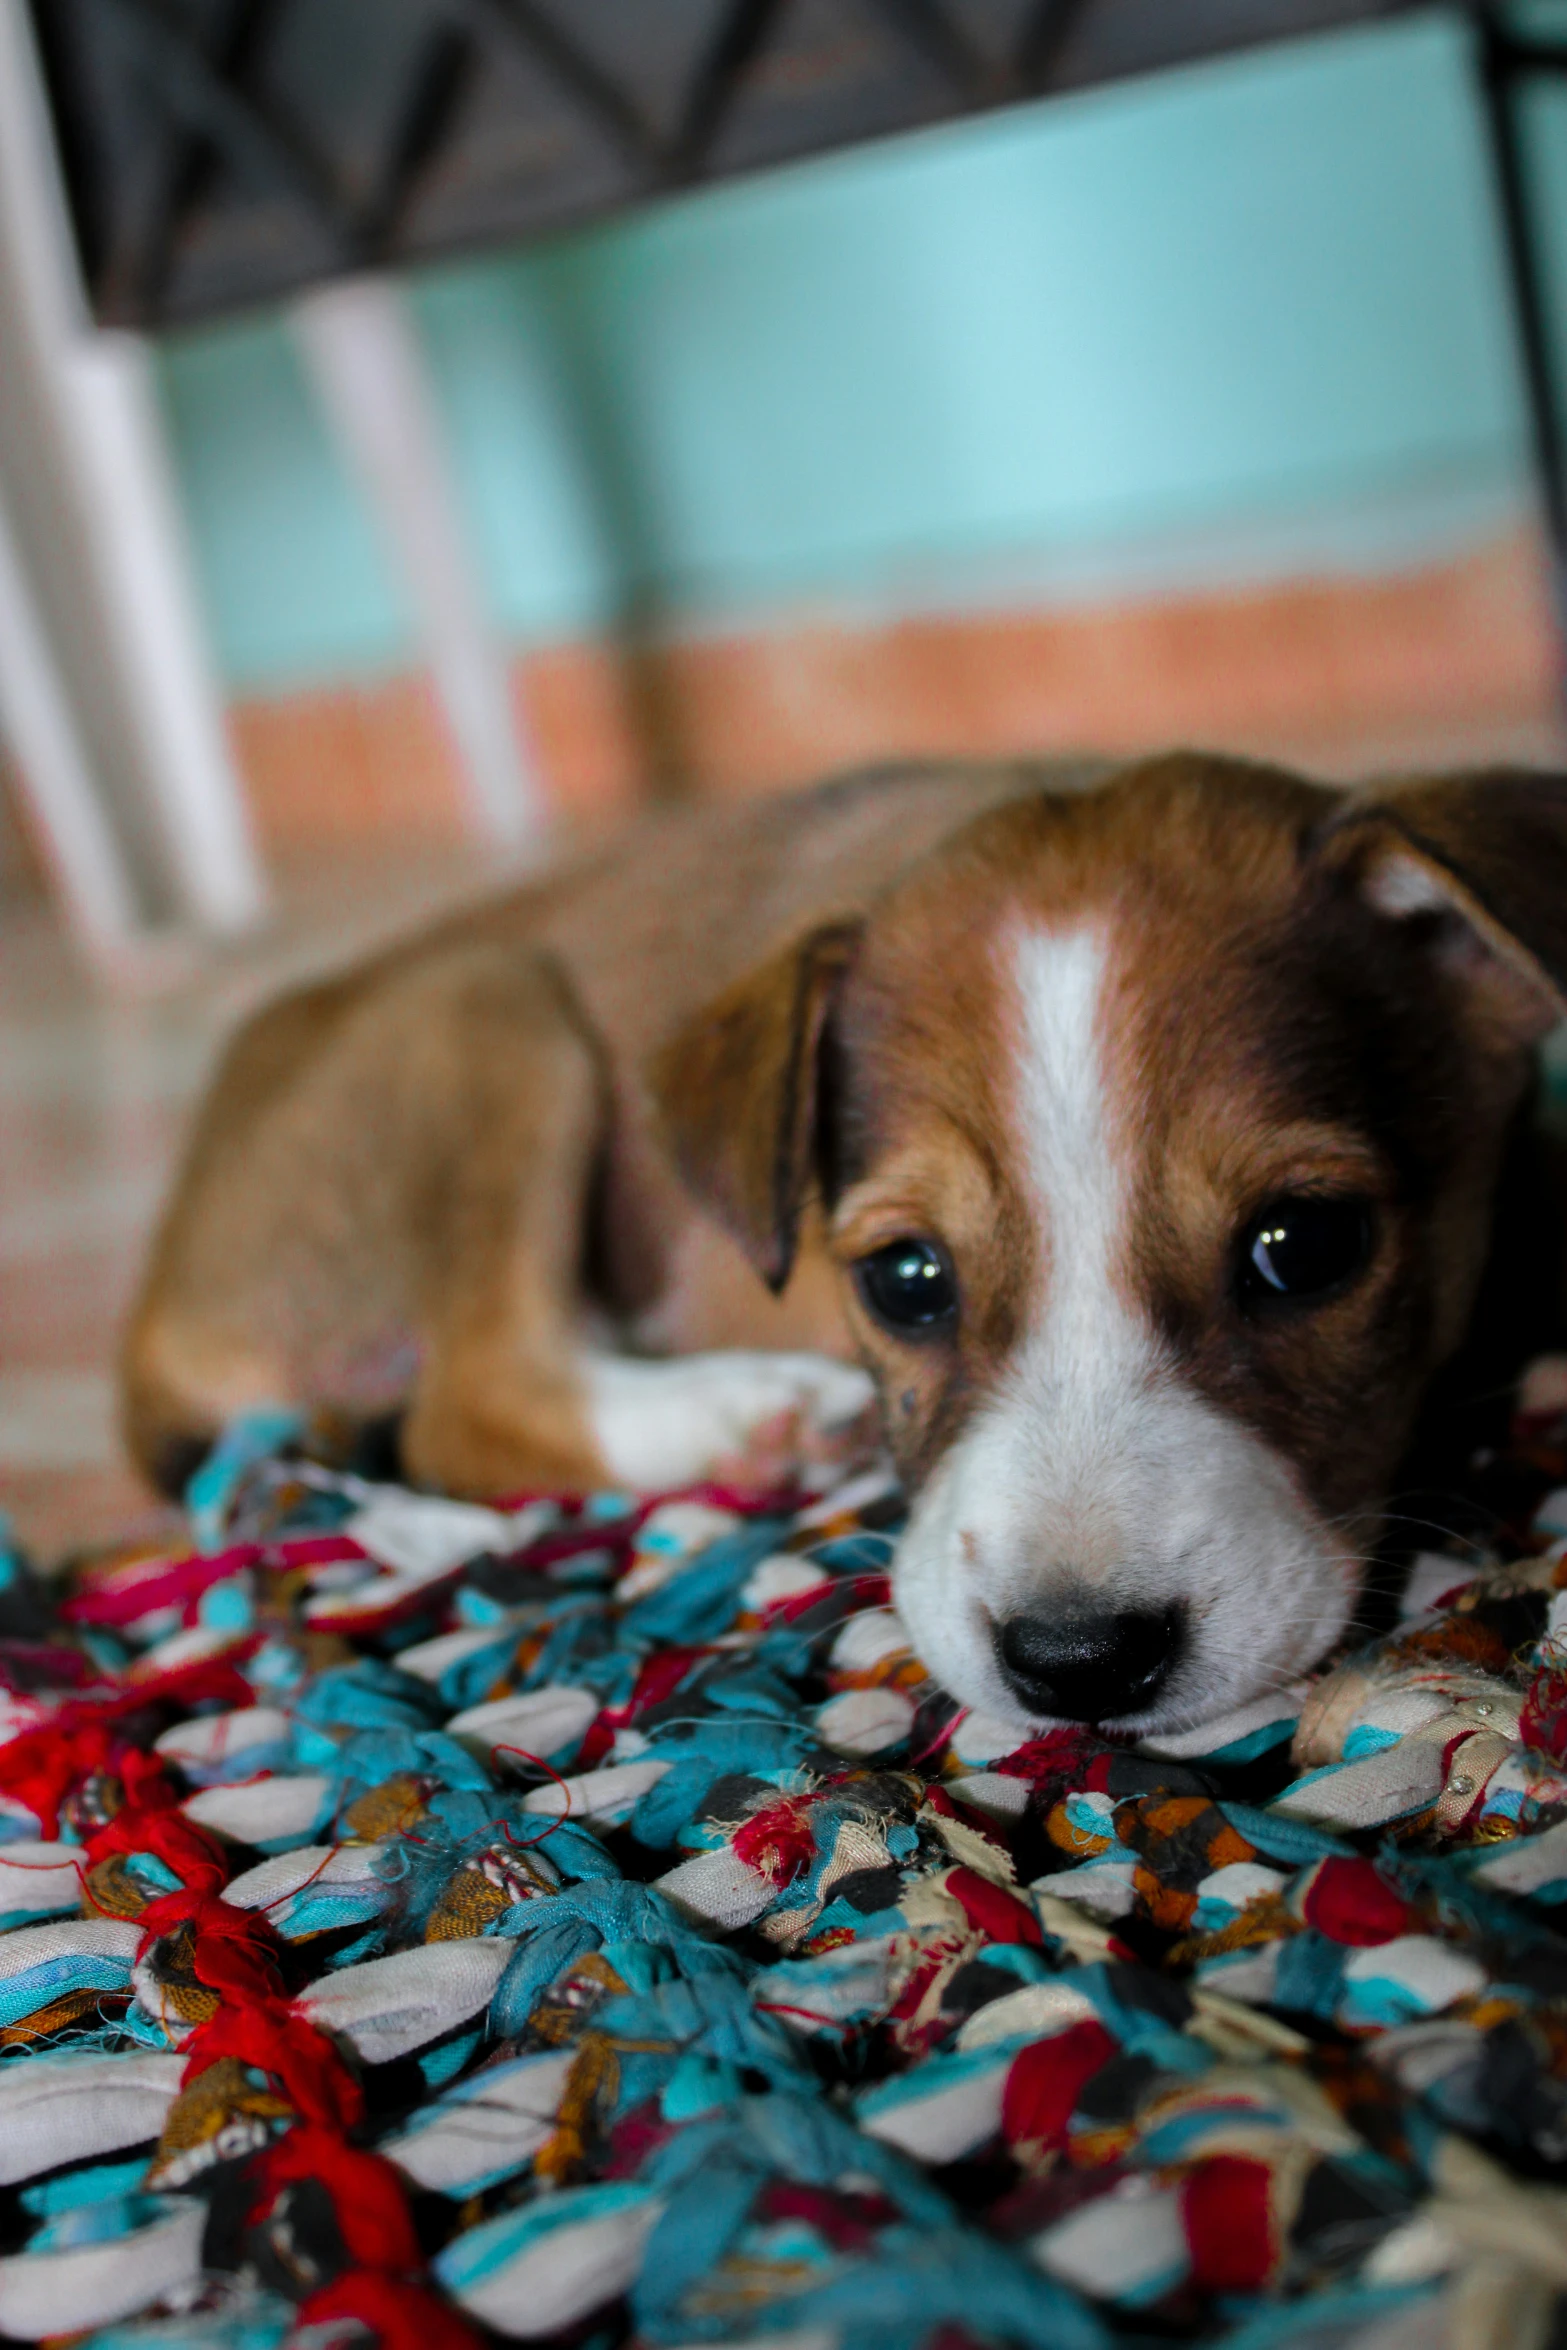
(2, 1391), (1567, 2350)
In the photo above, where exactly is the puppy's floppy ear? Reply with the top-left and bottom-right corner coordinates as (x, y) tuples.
(1321, 770), (1567, 1043)
(648, 920), (862, 1294)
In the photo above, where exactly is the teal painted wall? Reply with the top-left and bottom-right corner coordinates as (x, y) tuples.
(156, 10), (1533, 697)
(158, 320), (414, 688)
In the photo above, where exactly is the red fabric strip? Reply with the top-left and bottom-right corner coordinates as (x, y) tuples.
(1182, 2153), (1276, 2291)
(86, 1804), (229, 1900)
(0, 1719), (113, 1839)
(137, 1889), (284, 2005)
(944, 1866), (1043, 1948)
(252, 2127), (420, 2272)
(64, 1536), (365, 1626)
(1001, 2020), (1117, 2151)
(771, 1572), (891, 1626)
(0, 1659), (255, 1834)
(182, 2002), (364, 2133)
(298, 2271), (483, 2350)
(1522, 1662), (1567, 1762)
(732, 1799), (818, 1887)
(1299, 1855), (1412, 1949)
(4, 1658), (465, 2338)
(994, 1728), (1116, 1796)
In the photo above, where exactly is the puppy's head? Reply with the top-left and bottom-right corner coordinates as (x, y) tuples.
(653, 756), (1567, 1732)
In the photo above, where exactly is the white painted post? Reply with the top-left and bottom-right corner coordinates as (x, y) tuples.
(0, 0), (266, 943)
(293, 275), (548, 855)
(0, 487), (142, 962)
(66, 332), (266, 935)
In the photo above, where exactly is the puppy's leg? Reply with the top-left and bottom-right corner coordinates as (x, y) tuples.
(383, 953), (611, 1497)
(123, 967), (368, 1492)
(408, 1167), (877, 1497)
(128, 936), (876, 1501)
(395, 965), (879, 1494)
(126, 942), (610, 1498)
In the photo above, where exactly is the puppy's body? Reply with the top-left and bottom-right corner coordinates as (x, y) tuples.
(124, 753), (1567, 1734)
(124, 760), (1076, 1491)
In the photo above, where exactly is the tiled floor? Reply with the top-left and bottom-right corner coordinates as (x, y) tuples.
(0, 845), (503, 1563)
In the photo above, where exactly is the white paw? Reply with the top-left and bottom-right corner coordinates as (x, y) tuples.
(586, 1350), (877, 1493)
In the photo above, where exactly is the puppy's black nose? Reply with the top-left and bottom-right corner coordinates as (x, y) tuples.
(996, 1603), (1184, 1722)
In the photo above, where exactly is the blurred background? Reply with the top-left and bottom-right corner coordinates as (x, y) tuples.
(4, 0), (1567, 1555)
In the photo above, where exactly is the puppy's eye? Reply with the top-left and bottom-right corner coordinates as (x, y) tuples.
(1238, 1195), (1373, 1308)
(853, 1239), (958, 1335)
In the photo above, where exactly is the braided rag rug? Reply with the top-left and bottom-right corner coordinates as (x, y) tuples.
(4, 1397), (1567, 2350)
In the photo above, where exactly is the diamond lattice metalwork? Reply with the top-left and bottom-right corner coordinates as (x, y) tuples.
(31, 0), (1416, 327)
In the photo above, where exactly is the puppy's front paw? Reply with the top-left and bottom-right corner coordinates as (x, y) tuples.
(587, 1351), (878, 1494)
(399, 1384), (605, 1499)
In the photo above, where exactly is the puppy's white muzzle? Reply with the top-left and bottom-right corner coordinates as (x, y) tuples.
(891, 1354), (1356, 1734)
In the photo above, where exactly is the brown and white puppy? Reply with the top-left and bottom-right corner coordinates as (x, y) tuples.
(122, 754), (1567, 1735)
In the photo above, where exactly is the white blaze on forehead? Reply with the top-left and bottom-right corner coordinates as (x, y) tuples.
(888, 917), (1357, 1731)
(1013, 924), (1141, 1390)
(1004, 920), (1167, 1587)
